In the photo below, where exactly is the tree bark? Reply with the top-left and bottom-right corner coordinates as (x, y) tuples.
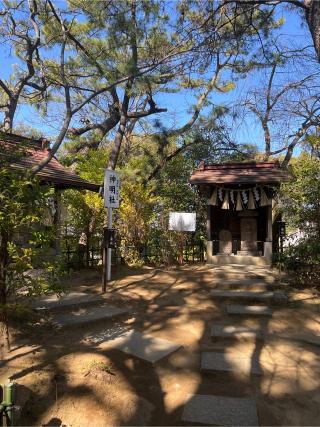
(281, 121), (313, 167)
(108, 113), (128, 170)
(263, 121), (272, 159)
(0, 230), (10, 358)
(305, 0), (320, 61)
(3, 98), (18, 133)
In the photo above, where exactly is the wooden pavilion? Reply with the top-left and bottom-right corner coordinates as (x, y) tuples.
(0, 132), (99, 191)
(190, 161), (290, 265)
(0, 132), (100, 252)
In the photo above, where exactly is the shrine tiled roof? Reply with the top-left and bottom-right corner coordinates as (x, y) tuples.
(0, 133), (100, 192)
(190, 161), (290, 186)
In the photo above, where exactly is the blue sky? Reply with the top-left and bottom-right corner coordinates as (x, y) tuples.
(154, 7), (314, 153)
(0, 3), (315, 157)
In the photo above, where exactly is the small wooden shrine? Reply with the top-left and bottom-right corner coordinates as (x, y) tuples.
(190, 161), (290, 265)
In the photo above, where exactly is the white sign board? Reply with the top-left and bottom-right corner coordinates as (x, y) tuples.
(104, 170), (120, 208)
(169, 212), (196, 232)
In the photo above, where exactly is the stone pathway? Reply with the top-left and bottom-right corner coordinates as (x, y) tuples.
(201, 351), (262, 375)
(211, 324), (263, 340)
(52, 304), (128, 328)
(32, 292), (182, 361)
(227, 304), (273, 316)
(182, 395), (259, 426)
(100, 330), (182, 363)
(32, 291), (128, 328)
(210, 289), (275, 302)
(32, 292), (106, 311)
(181, 264), (283, 426)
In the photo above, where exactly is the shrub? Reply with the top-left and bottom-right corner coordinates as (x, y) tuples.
(273, 236), (320, 288)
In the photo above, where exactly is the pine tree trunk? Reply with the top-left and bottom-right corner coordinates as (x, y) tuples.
(305, 0), (320, 61)
(0, 230), (10, 358)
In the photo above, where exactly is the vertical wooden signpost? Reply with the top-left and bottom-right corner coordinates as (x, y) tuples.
(102, 170), (120, 292)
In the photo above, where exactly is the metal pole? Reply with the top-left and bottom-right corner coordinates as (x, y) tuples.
(107, 207), (113, 281)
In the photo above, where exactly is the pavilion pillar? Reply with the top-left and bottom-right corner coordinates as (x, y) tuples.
(206, 204), (213, 263)
(264, 199), (273, 262)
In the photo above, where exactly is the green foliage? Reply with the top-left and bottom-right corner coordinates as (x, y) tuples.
(4, 302), (36, 323)
(277, 150), (320, 288)
(273, 237), (320, 288)
(0, 164), (63, 299)
(62, 125), (257, 266)
(116, 182), (158, 266)
(61, 147), (106, 250)
(280, 153), (320, 235)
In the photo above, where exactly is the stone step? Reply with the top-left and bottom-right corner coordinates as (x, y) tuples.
(215, 285), (270, 293)
(292, 333), (320, 347)
(211, 265), (272, 272)
(181, 394), (259, 426)
(210, 274), (275, 284)
(209, 254), (269, 266)
(100, 330), (182, 363)
(211, 280), (269, 291)
(212, 275), (275, 285)
(51, 304), (128, 328)
(211, 324), (263, 341)
(201, 351), (262, 375)
(211, 271), (271, 279)
(32, 292), (106, 312)
(211, 263), (267, 270)
(227, 304), (273, 316)
(210, 289), (274, 302)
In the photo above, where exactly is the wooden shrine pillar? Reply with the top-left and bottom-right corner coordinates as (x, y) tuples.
(206, 204), (213, 263)
(264, 199), (273, 262)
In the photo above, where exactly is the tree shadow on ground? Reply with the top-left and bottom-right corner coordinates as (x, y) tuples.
(2, 265), (320, 426)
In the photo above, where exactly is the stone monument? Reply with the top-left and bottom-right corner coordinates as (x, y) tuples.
(219, 229), (232, 255)
(237, 211), (259, 256)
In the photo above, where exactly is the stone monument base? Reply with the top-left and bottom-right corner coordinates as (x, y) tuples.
(208, 255), (270, 266)
(217, 252), (234, 256)
(237, 250), (259, 256)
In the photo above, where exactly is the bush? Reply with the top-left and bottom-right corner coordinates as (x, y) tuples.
(273, 236), (320, 288)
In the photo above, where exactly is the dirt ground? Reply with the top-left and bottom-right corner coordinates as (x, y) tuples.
(1, 264), (320, 426)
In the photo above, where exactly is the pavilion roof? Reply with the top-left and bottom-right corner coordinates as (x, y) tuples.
(190, 161), (290, 186)
(0, 133), (100, 192)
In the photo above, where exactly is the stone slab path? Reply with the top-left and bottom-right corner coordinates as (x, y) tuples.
(32, 292), (105, 311)
(180, 264), (284, 425)
(210, 289), (274, 302)
(212, 281), (269, 291)
(181, 394), (259, 426)
(211, 323), (263, 340)
(291, 333), (320, 347)
(227, 304), (273, 316)
(52, 304), (128, 328)
(201, 351), (262, 375)
(102, 330), (182, 363)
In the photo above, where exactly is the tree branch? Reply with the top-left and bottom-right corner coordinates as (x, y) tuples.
(281, 119), (316, 168)
(0, 79), (11, 97)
